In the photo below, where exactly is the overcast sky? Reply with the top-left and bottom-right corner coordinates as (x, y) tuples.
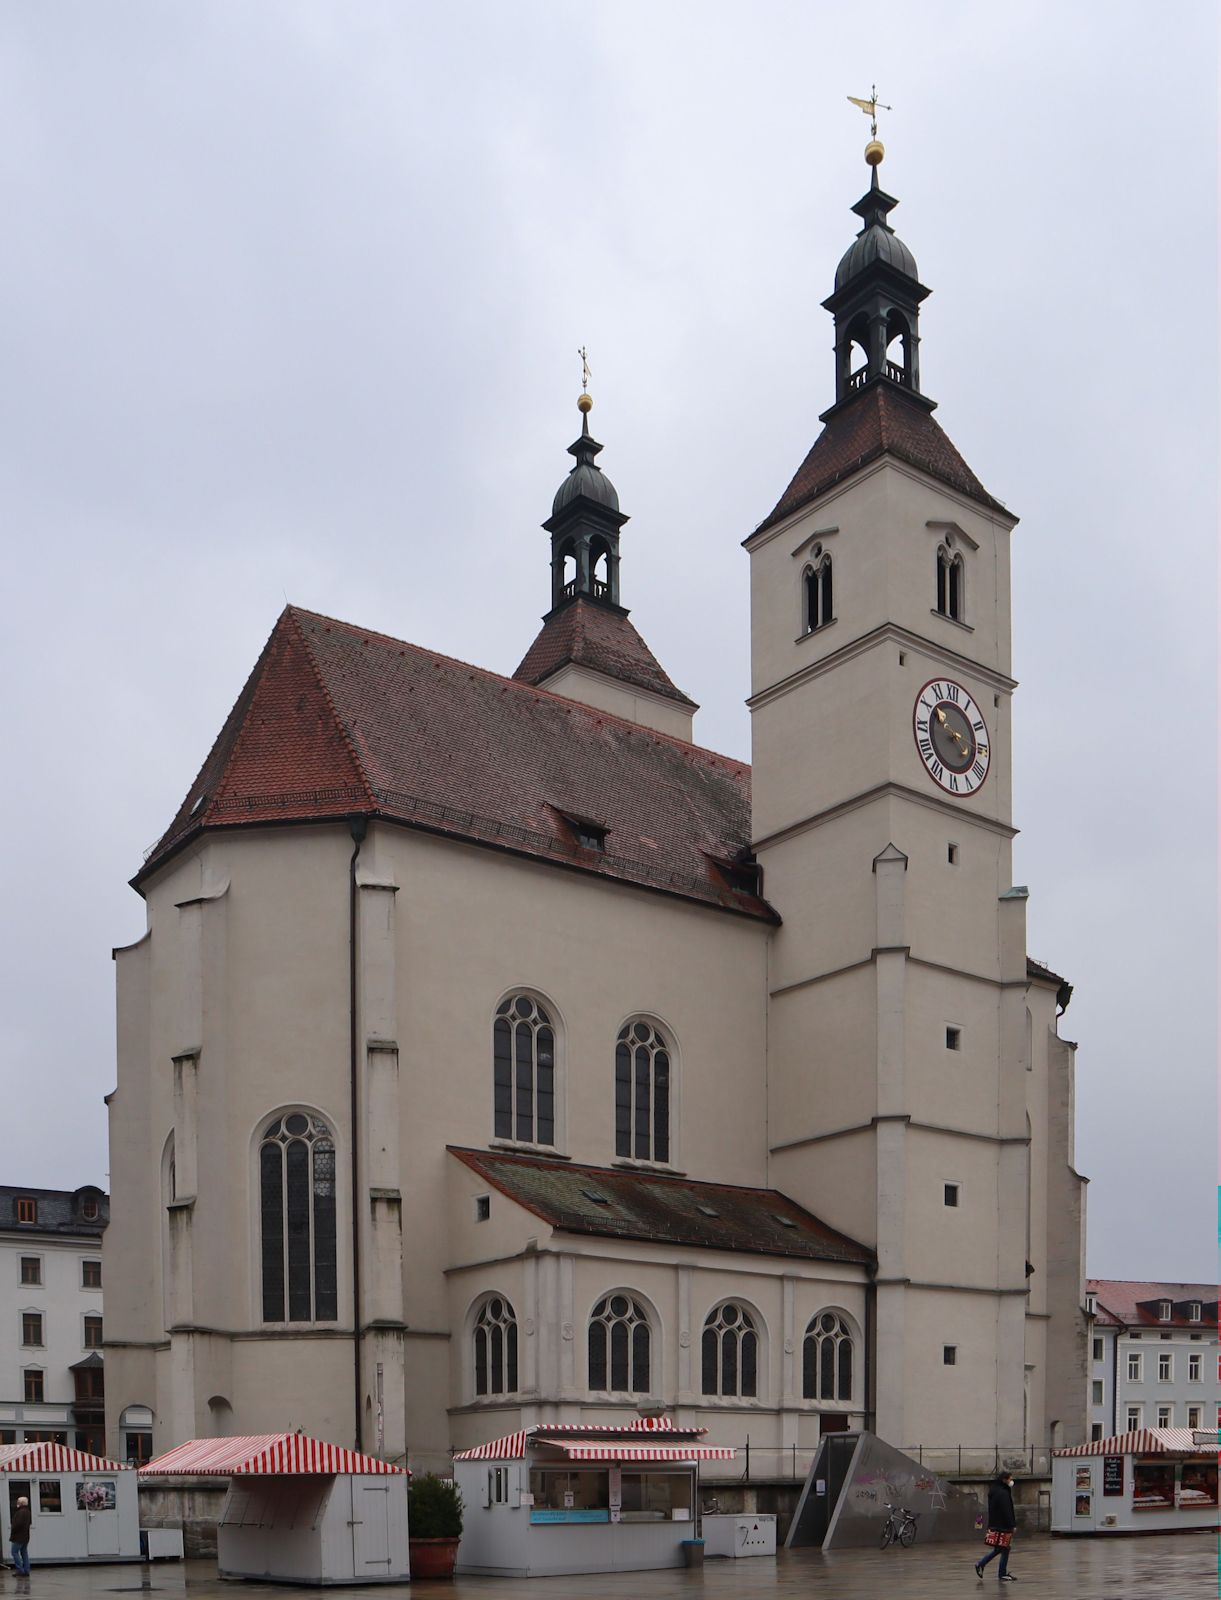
(1, 4), (1215, 1281)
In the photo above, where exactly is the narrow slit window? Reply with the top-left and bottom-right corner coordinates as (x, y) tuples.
(946, 1026), (962, 1051)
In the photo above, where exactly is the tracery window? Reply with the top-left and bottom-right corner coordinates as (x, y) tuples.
(702, 1302), (758, 1398)
(804, 554), (834, 633)
(474, 1296), (518, 1396)
(259, 1112), (337, 1323)
(615, 1020), (671, 1163)
(588, 1294), (651, 1393)
(802, 1311), (854, 1402)
(494, 996), (555, 1145)
(936, 545), (964, 622)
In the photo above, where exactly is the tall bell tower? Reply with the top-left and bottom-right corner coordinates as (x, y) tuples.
(748, 137), (1039, 1451)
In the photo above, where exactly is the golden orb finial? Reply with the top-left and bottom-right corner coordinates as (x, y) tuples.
(577, 391), (593, 414)
(865, 138), (885, 167)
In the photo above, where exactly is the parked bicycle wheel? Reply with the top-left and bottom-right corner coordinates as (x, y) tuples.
(899, 1518), (917, 1547)
(879, 1519), (895, 1549)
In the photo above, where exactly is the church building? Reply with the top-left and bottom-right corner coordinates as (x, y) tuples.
(104, 145), (1088, 1474)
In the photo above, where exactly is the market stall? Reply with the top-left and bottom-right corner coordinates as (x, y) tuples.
(454, 1417), (734, 1577)
(140, 1433), (409, 1584)
(0, 1441), (141, 1564)
(1053, 1429), (1219, 1534)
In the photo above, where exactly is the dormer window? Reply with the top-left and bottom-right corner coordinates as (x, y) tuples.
(804, 549), (834, 633)
(1085, 1293), (1097, 1315)
(709, 854), (761, 897)
(1158, 1300), (1172, 1322)
(936, 541), (965, 622)
(1189, 1302), (1202, 1323)
(16, 1198), (36, 1225)
(554, 808), (608, 853)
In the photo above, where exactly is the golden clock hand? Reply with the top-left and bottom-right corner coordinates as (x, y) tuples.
(935, 708), (947, 724)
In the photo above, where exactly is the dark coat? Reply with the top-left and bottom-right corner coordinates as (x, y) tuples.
(10, 1504), (31, 1544)
(986, 1478), (1016, 1533)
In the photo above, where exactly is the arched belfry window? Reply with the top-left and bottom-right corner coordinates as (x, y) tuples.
(474, 1295), (518, 1396)
(802, 1311), (854, 1402)
(615, 1020), (671, 1163)
(259, 1112), (337, 1323)
(804, 549), (834, 634)
(588, 1293), (651, 1393)
(702, 1302), (758, 1398)
(936, 543), (964, 622)
(494, 995), (555, 1146)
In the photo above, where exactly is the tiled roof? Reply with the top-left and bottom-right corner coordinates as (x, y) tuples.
(448, 1147), (874, 1266)
(1088, 1279), (1218, 1330)
(139, 607), (769, 920)
(0, 1186), (107, 1237)
(514, 598), (696, 708)
(756, 383), (1007, 533)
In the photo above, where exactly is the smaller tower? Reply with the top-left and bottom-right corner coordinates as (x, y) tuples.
(544, 396), (629, 614)
(823, 147), (932, 413)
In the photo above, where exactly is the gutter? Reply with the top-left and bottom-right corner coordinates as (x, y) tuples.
(348, 816), (369, 1448)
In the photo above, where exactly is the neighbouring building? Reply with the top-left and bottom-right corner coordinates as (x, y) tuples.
(0, 1186), (109, 1456)
(1086, 1280), (1219, 1440)
(104, 140), (1088, 1475)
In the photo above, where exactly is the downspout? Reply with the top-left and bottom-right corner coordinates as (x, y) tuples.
(864, 1263), (876, 1433)
(1111, 1331), (1119, 1437)
(349, 816), (369, 1449)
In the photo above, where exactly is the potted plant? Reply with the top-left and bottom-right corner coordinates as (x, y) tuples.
(408, 1473), (464, 1579)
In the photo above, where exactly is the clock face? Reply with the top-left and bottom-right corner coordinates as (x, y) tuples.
(913, 678), (991, 795)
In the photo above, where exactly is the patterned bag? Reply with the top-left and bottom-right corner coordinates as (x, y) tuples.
(984, 1530), (1013, 1549)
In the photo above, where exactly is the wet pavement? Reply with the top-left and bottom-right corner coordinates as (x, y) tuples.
(4, 1535), (1216, 1600)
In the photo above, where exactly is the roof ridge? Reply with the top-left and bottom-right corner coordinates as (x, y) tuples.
(284, 608), (379, 811)
(289, 605), (744, 773)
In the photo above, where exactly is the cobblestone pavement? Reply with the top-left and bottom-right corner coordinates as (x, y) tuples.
(2, 1535), (1216, 1600)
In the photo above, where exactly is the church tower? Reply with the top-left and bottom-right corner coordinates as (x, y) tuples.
(747, 141), (1063, 1451)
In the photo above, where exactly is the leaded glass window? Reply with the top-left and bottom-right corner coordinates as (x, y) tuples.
(259, 1113), (337, 1323)
(802, 1311), (854, 1401)
(588, 1294), (651, 1393)
(615, 1020), (670, 1163)
(474, 1297), (518, 1396)
(494, 996), (555, 1145)
(701, 1303), (758, 1398)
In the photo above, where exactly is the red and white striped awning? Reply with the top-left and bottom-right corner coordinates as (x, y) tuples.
(0, 1442), (128, 1475)
(541, 1440), (735, 1463)
(454, 1417), (724, 1464)
(1057, 1428), (1213, 1458)
(141, 1433), (404, 1477)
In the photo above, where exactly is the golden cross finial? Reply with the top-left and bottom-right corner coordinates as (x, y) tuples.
(578, 346), (592, 395)
(847, 85), (891, 141)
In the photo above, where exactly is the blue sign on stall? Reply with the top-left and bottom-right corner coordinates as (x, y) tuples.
(530, 1508), (610, 1525)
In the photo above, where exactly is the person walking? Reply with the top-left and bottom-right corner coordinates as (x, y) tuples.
(9, 1495), (31, 1576)
(974, 1471), (1017, 1582)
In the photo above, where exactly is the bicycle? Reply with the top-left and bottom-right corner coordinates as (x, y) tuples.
(879, 1502), (919, 1548)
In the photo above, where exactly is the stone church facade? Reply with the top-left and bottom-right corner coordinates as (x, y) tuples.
(104, 152), (1088, 1474)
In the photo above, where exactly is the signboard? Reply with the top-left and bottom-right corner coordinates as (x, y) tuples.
(1102, 1456), (1124, 1497)
(530, 1509), (610, 1525)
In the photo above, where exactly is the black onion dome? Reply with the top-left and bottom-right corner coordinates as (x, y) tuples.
(552, 417), (620, 516)
(834, 224), (918, 289)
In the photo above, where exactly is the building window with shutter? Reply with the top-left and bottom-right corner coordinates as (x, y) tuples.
(82, 1260), (102, 1289)
(83, 1315), (103, 1349)
(259, 1111), (338, 1323)
(21, 1312), (43, 1347)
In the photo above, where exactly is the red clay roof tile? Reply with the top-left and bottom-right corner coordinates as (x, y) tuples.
(514, 598), (696, 708)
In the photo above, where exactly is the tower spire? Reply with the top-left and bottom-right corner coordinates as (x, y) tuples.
(542, 374), (629, 615)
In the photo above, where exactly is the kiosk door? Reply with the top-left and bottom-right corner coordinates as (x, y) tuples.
(79, 1480), (121, 1555)
(351, 1482), (392, 1576)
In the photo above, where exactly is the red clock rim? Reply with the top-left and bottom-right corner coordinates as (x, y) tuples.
(911, 676), (992, 797)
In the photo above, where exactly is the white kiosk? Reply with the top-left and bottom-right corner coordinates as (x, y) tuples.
(141, 1433), (409, 1584)
(454, 1417), (734, 1577)
(0, 1442), (141, 1564)
(1053, 1428), (1219, 1534)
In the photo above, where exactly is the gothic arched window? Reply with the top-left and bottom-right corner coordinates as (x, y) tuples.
(588, 1293), (651, 1393)
(474, 1295), (518, 1396)
(936, 545), (964, 622)
(802, 1311), (854, 1402)
(259, 1112), (337, 1323)
(615, 1019), (671, 1163)
(804, 554), (834, 634)
(494, 995), (556, 1146)
(702, 1302), (758, 1398)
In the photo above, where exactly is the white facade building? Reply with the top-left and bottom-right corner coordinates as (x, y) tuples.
(1087, 1282), (1219, 1441)
(104, 148), (1089, 1473)
(0, 1186), (108, 1455)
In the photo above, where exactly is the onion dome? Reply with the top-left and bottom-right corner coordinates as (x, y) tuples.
(834, 167), (919, 290)
(552, 410), (620, 517)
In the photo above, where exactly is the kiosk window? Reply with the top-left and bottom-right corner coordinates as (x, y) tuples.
(619, 1471), (693, 1522)
(1180, 1464), (1218, 1507)
(528, 1469), (609, 1513)
(38, 1481), (62, 1514)
(1131, 1461), (1174, 1508)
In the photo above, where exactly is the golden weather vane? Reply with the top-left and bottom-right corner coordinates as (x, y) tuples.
(847, 85), (891, 141)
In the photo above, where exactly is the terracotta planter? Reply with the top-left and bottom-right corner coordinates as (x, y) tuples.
(409, 1536), (461, 1579)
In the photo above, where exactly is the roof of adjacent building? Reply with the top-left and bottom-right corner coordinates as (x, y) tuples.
(138, 606), (767, 919)
(756, 383), (1008, 534)
(514, 597), (697, 708)
(448, 1147), (874, 1265)
(0, 1186), (107, 1238)
(1087, 1280), (1218, 1330)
